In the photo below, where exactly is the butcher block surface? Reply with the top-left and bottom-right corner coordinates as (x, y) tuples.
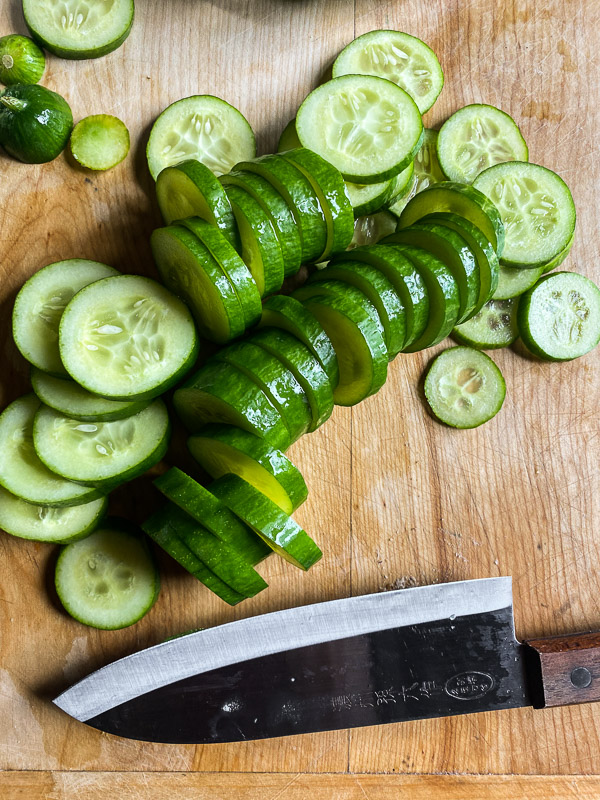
(1, 0), (599, 796)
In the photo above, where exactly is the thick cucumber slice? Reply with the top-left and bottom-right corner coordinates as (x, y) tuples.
(173, 361), (290, 449)
(294, 279), (384, 341)
(399, 181), (505, 256)
(156, 160), (239, 249)
(278, 118), (301, 152)
(33, 399), (170, 488)
(452, 299), (518, 349)
(259, 295), (339, 388)
(541, 233), (574, 274)
(333, 30), (444, 114)
(12, 259), (118, 376)
(0, 34), (45, 85)
(210, 474), (322, 570)
(70, 114), (129, 171)
(188, 424), (308, 514)
(388, 129), (444, 217)
(223, 184), (285, 296)
(31, 368), (150, 422)
(0, 395), (102, 507)
(517, 272), (600, 361)
(59, 273), (199, 399)
(493, 264), (543, 300)
(0, 487), (106, 544)
(147, 95), (255, 181)
(55, 520), (159, 630)
(438, 104), (528, 184)
(296, 75), (423, 184)
(23, 0), (134, 59)
(473, 162), (576, 268)
(350, 211), (398, 248)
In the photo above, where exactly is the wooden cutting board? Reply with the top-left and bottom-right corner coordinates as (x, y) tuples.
(1, 0), (599, 796)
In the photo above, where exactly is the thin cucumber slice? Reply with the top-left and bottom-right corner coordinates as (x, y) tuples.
(493, 264), (543, 300)
(188, 424), (308, 514)
(33, 399), (170, 488)
(277, 118), (301, 152)
(69, 114), (129, 171)
(0, 395), (102, 507)
(210, 474), (322, 570)
(55, 519), (159, 630)
(474, 162), (575, 268)
(23, 0), (134, 59)
(294, 279), (384, 341)
(346, 178), (397, 218)
(296, 75), (423, 184)
(259, 295), (339, 388)
(223, 183), (285, 296)
(424, 346), (506, 428)
(156, 160), (239, 249)
(147, 95), (255, 181)
(517, 272), (600, 361)
(437, 104), (528, 184)
(0, 34), (45, 85)
(383, 162), (416, 206)
(388, 129), (444, 217)
(12, 259), (118, 376)
(333, 30), (444, 114)
(59, 273), (199, 399)
(0, 487), (107, 544)
(452, 299), (518, 349)
(350, 211), (398, 248)
(541, 232), (574, 274)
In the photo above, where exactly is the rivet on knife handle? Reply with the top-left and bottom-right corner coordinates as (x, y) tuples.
(525, 631), (600, 708)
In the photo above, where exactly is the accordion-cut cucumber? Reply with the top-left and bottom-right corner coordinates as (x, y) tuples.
(0, 34), (45, 85)
(69, 114), (130, 171)
(452, 299), (519, 349)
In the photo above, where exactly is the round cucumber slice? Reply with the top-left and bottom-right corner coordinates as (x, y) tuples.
(294, 279), (385, 342)
(332, 30), (444, 114)
(345, 178), (395, 218)
(424, 346), (506, 428)
(59, 273), (199, 399)
(147, 95), (255, 181)
(296, 75), (424, 184)
(0, 395), (102, 507)
(23, 0), (134, 60)
(0, 34), (45, 85)
(55, 520), (160, 630)
(541, 232), (574, 274)
(33, 399), (170, 488)
(350, 211), (398, 248)
(69, 114), (130, 171)
(0, 487), (107, 544)
(277, 118), (301, 152)
(493, 264), (543, 300)
(12, 259), (119, 376)
(388, 129), (445, 217)
(473, 162), (576, 268)
(452, 299), (518, 349)
(437, 104), (529, 185)
(188, 424), (308, 514)
(517, 272), (600, 361)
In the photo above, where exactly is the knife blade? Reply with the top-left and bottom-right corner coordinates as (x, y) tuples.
(52, 577), (600, 743)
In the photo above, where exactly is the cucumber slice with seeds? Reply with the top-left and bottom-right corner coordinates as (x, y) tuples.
(493, 264), (543, 300)
(0, 35), (45, 85)
(70, 114), (129, 171)
(452, 299), (519, 349)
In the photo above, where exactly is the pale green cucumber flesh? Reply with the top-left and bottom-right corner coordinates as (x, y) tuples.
(452, 299), (519, 349)
(70, 114), (130, 170)
(493, 265), (543, 300)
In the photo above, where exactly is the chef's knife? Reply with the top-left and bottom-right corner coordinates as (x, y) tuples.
(53, 577), (600, 743)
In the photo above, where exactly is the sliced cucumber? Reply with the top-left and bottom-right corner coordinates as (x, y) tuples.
(294, 279), (384, 341)
(33, 399), (170, 488)
(350, 211), (398, 248)
(0, 395), (102, 507)
(277, 118), (301, 152)
(437, 104), (528, 184)
(12, 259), (118, 376)
(541, 233), (574, 274)
(188, 424), (308, 514)
(55, 519), (160, 630)
(424, 346), (506, 428)
(0, 487), (107, 544)
(517, 272), (600, 361)
(70, 114), (129, 171)
(23, 0), (134, 59)
(147, 95), (256, 180)
(388, 129), (445, 217)
(473, 162), (576, 268)
(493, 264), (543, 300)
(59, 273), (199, 399)
(210, 474), (322, 570)
(452, 299), (518, 349)
(0, 34), (45, 85)
(296, 75), (423, 184)
(345, 177), (396, 218)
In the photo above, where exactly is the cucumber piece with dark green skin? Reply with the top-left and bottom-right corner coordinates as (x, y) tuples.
(346, 178), (398, 218)
(293, 279), (384, 342)
(0, 35), (45, 85)
(0, 84), (72, 163)
(452, 299), (519, 349)
(277, 119), (301, 152)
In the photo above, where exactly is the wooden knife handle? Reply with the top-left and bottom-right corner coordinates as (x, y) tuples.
(525, 631), (600, 708)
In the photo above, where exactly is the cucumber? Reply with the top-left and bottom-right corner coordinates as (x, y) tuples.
(69, 114), (130, 171)
(387, 129), (446, 217)
(277, 118), (301, 152)
(210, 474), (322, 570)
(0, 35), (45, 85)
(32, 399), (170, 489)
(188, 424), (308, 514)
(332, 30), (444, 114)
(437, 104), (528, 184)
(452, 299), (519, 349)
(0, 395), (102, 507)
(0, 487), (107, 544)
(59, 273), (199, 399)
(345, 178), (397, 218)
(350, 212), (398, 248)
(517, 272), (600, 361)
(55, 519), (160, 630)
(294, 279), (384, 341)
(424, 346), (506, 428)
(12, 258), (118, 376)
(493, 265), (543, 300)
(23, 0), (134, 59)
(296, 75), (424, 183)
(147, 95), (255, 180)
(541, 233), (574, 274)
(473, 162), (576, 268)
(156, 160), (239, 249)
(0, 83), (72, 164)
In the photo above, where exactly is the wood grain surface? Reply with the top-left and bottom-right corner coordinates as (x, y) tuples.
(1, 0), (599, 794)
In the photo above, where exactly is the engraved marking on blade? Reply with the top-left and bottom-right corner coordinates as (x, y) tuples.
(331, 680), (445, 711)
(444, 671), (495, 700)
